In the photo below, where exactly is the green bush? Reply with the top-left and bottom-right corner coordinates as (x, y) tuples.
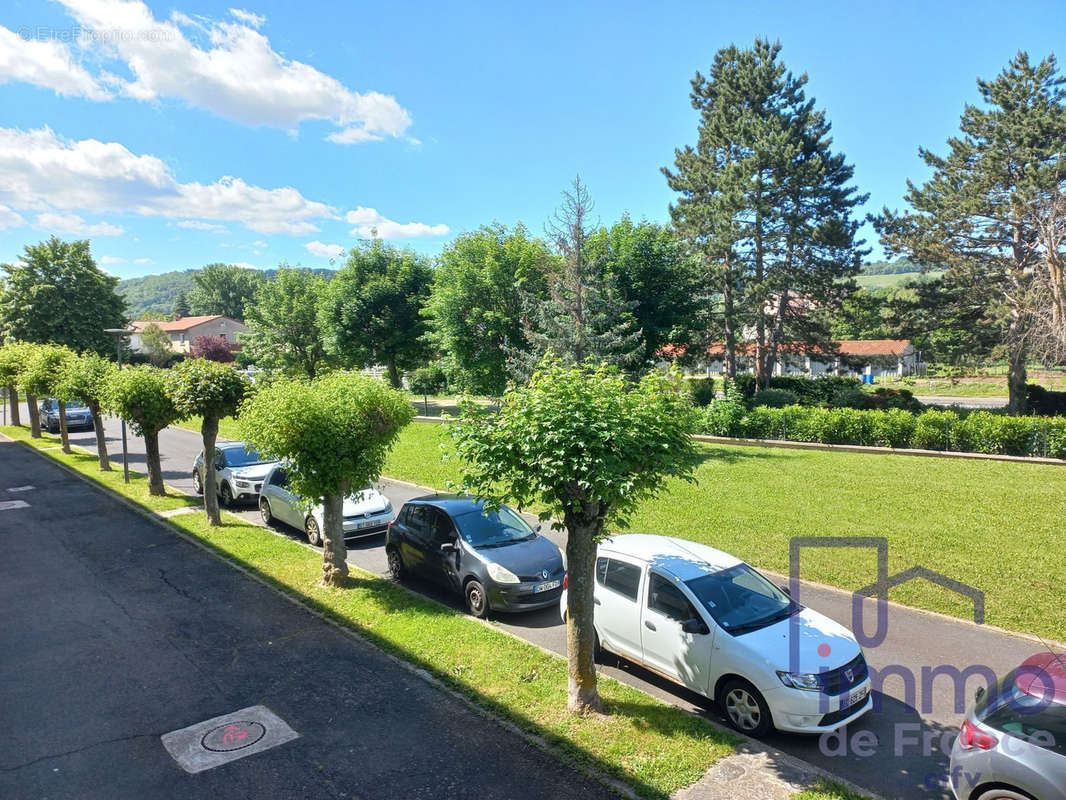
(954, 411), (1036, 456)
(408, 364), (447, 396)
(700, 398), (747, 437)
(771, 375), (863, 406)
(829, 386), (869, 409)
(752, 388), (798, 408)
(739, 405), (784, 439)
(1027, 384), (1066, 416)
(685, 377), (716, 407)
(911, 409), (958, 450)
(723, 375), (757, 403)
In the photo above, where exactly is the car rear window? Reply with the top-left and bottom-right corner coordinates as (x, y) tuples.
(977, 671), (1066, 756)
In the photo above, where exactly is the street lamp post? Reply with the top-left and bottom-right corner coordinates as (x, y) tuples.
(104, 328), (132, 483)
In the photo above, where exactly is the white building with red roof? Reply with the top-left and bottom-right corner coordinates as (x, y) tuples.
(127, 315), (248, 354)
(663, 339), (920, 379)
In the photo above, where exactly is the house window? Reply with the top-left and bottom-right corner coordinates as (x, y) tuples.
(179, 333), (185, 343)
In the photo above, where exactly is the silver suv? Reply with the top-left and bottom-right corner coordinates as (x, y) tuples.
(949, 651), (1066, 800)
(192, 441), (278, 507)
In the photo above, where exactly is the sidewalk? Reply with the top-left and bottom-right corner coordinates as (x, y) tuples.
(0, 438), (618, 800)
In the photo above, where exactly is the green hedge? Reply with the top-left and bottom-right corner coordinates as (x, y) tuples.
(699, 403), (1066, 458)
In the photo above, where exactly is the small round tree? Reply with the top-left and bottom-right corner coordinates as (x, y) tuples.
(239, 372), (414, 586)
(105, 366), (178, 495)
(19, 344), (75, 448)
(449, 355), (700, 714)
(0, 341), (31, 427)
(54, 352), (117, 469)
(190, 335), (237, 363)
(166, 360), (249, 524)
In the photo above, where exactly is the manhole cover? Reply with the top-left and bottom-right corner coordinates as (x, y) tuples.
(201, 721), (266, 752)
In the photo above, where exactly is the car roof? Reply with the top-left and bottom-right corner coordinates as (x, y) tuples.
(218, 441), (254, 451)
(598, 533), (744, 581)
(1014, 652), (1066, 705)
(407, 494), (487, 514)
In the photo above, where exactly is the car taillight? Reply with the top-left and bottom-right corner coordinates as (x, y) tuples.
(562, 572), (568, 590)
(959, 719), (997, 750)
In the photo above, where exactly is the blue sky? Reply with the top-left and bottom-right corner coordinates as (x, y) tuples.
(1, 0), (1063, 279)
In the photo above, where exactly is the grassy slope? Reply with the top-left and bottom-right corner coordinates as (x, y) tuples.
(3, 424), (738, 798)
(853, 270), (944, 289)
(383, 423), (1066, 642)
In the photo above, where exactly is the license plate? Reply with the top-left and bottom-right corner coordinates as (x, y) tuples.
(355, 518), (379, 529)
(533, 579), (561, 593)
(847, 684), (869, 709)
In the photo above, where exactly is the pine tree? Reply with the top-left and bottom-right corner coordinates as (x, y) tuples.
(508, 178), (643, 382)
(664, 40), (867, 386)
(173, 292), (191, 319)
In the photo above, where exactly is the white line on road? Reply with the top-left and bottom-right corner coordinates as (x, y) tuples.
(6, 485), (34, 492)
(0, 500), (30, 511)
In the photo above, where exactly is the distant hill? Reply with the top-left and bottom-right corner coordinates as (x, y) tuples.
(118, 266), (336, 318)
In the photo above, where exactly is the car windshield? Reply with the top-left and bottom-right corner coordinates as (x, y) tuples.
(685, 563), (799, 635)
(223, 447), (270, 467)
(63, 401), (89, 411)
(453, 506), (535, 547)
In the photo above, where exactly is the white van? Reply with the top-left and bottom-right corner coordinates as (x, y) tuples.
(559, 533), (872, 736)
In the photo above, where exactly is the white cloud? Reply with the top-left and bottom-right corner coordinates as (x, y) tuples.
(134, 257), (153, 264)
(0, 25), (110, 100)
(177, 219), (228, 232)
(229, 8), (265, 28)
(36, 211), (124, 236)
(304, 240), (344, 259)
(345, 207), (449, 239)
(100, 255), (123, 264)
(229, 261), (259, 270)
(0, 126), (333, 235)
(252, 240), (267, 248)
(41, 0), (412, 143)
(0, 203), (26, 229)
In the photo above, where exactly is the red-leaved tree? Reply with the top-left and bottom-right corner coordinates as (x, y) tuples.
(191, 335), (237, 362)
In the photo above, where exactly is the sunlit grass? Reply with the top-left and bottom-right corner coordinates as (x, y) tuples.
(792, 779), (871, 800)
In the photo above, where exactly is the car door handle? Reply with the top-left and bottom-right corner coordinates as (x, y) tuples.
(594, 597), (601, 605)
(644, 620), (656, 631)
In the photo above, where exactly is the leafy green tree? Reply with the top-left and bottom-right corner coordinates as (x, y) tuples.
(238, 372), (414, 585)
(407, 363), (447, 415)
(140, 323), (173, 366)
(510, 178), (643, 381)
(449, 355), (700, 713)
(166, 360), (249, 524)
(243, 267), (332, 378)
(876, 52), (1066, 413)
(173, 292), (191, 318)
(0, 237), (126, 355)
(424, 224), (551, 394)
(664, 39), (868, 387)
(322, 240), (434, 388)
(54, 352), (117, 470)
(105, 366), (179, 495)
(187, 263), (265, 320)
(0, 341), (31, 427)
(586, 216), (705, 363)
(18, 344), (75, 449)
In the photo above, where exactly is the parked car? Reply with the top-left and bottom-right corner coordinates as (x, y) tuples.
(192, 441), (279, 506)
(559, 533), (871, 737)
(949, 652), (1066, 800)
(40, 398), (94, 433)
(258, 464), (393, 545)
(385, 494), (564, 618)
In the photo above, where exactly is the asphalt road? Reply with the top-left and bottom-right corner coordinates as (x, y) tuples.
(42, 415), (1053, 799)
(0, 437), (619, 800)
(913, 396), (1008, 409)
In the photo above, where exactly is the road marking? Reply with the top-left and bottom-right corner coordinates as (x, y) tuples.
(161, 705), (298, 773)
(0, 500), (30, 511)
(6, 485), (34, 492)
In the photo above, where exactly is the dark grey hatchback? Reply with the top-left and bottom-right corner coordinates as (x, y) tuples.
(385, 494), (565, 617)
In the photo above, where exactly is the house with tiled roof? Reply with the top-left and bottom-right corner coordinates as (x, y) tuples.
(662, 339), (920, 379)
(127, 315), (248, 354)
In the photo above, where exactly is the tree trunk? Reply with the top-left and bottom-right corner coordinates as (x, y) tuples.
(386, 359), (401, 389)
(1007, 338), (1028, 416)
(144, 431), (165, 496)
(563, 509), (605, 715)
(89, 402), (110, 470)
(7, 385), (20, 426)
(722, 261), (737, 379)
(59, 403), (71, 454)
(26, 393), (40, 438)
(201, 415), (221, 525)
(320, 491), (349, 586)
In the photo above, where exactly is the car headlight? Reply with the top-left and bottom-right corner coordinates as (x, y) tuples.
(235, 480), (251, 488)
(486, 563), (520, 584)
(776, 671), (825, 691)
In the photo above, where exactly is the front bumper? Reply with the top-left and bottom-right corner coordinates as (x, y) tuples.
(231, 481), (264, 500)
(341, 512), (392, 540)
(487, 579), (564, 613)
(763, 678), (873, 733)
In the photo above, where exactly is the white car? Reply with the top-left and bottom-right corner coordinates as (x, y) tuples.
(258, 464), (393, 546)
(192, 441), (279, 507)
(559, 534), (872, 736)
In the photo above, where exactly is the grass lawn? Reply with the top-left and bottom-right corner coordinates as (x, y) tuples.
(792, 780), (869, 800)
(384, 422), (1066, 643)
(853, 270), (944, 290)
(3, 423), (742, 799)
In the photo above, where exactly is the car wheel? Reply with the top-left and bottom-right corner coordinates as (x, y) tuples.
(192, 470), (203, 495)
(259, 498), (273, 526)
(465, 579), (489, 618)
(974, 790), (1036, 800)
(220, 482), (234, 508)
(386, 547), (406, 581)
(305, 517), (322, 547)
(720, 678), (773, 737)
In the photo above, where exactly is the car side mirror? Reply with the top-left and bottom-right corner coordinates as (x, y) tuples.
(215, 462), (224, 470)
(535, 524), (542, 533)
(974, 686), (986, 703)
(682, 618), (709, 635)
